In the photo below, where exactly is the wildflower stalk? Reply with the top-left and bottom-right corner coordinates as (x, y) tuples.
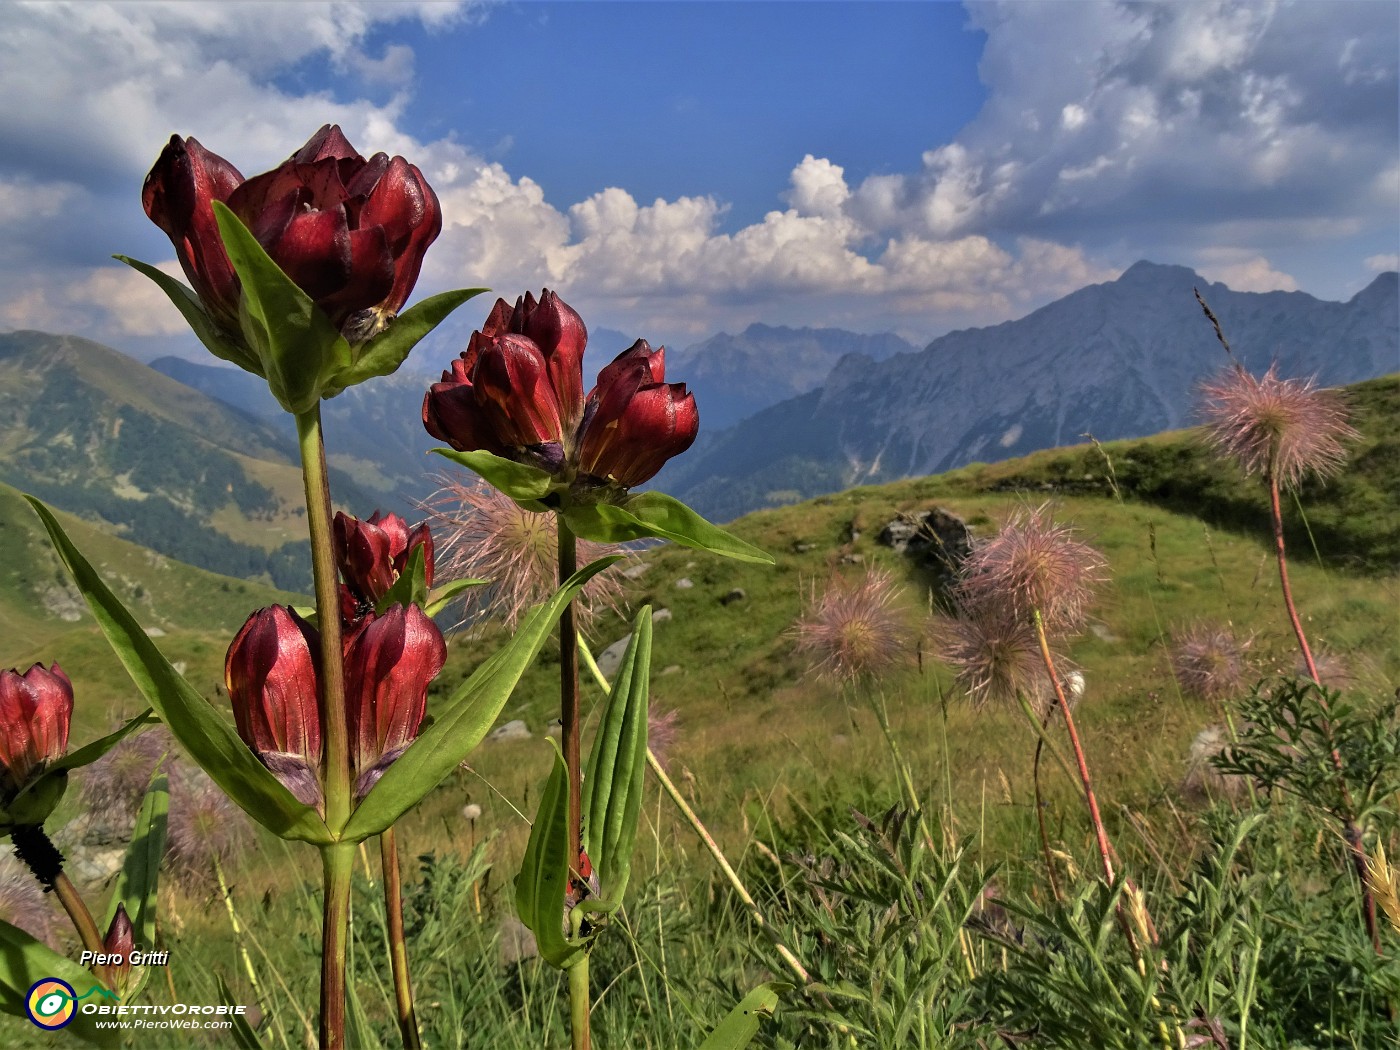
(53, 870), (105, 961)
(1032, 611), (1158, 951)
(869, 688), (936, 854)
(318, 843), (354, 1050)
(1267, 472), (1381, 952)
(1030, 722), (1063, 903)
(295, 406), (352, 1050)
(556, 517), (589, 1050)
(380, 829), (421, 1050)
(213, 855), (262, 1002)
(10, 825), (105, 960)
(1031, 612), (1115, 885)
(578, 637), (812, 987)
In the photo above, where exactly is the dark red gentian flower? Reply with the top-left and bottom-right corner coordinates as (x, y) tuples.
(423, 290), (698, 489)
(143, 124), (442, 344)
(0, 664), (73, 792)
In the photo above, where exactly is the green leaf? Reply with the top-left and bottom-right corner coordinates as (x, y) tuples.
(53, 710), (158, 774)
(583, 608), (651, 901)
(113, 255), (261, 375)
(101, 771), (168, 1003)
(104, 771), (169, 947)
(0, 921), (120, 1046)
(345, 974), (383, 1050)
(514, 744), (587, 971)
(216, 974), (266, 1050)
(25, 496), (331, 844)
(432, 448), (558, 502)
(376, 544), (429, 615)
(696, 982), (790, 1050)
(565, 491), (772, 564)
(423, 577), (487, 620)
(212, 201), (352, 415)
(324, 287), (488, 396)
(0, 771), (68, 828)
(343, 556), (621, 839)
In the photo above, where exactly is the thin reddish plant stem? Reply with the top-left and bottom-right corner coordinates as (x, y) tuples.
(1268, 475), (1381, 953)
(1033, 615), (1159, 953)
(1032, 615), (1115, 885)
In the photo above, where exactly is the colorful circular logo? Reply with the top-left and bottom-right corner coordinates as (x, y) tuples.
(26, 978), (77, 1030)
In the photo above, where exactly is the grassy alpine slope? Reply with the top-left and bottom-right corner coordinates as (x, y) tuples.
(0, 375), (1395, 1048)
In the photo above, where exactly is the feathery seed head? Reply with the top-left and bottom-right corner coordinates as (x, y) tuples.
(1198, 363), (1357, 489)
(647, 708), (681, 772)
(165, 766), (252, 887)
(1169, 622), (1252, 702)
(78, 726), (173, 815)
(792, 568), (911, 684)
(933, 604), (1050, 710)
(425, 475), (624, 628)
(1182, 724), (1250, 801)
(954, 505), (1107, 633)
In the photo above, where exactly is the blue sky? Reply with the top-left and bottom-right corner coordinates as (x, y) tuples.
(0, 1), (1396, 365)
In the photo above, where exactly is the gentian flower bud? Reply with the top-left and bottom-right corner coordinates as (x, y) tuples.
(422, 289), (588, 472)
(344, 605), (446, 799)
(578, 340), (698, 488)
(0, 664), (73, 792)
(142, 124), (442, 344)
(516, 290), (588, 428)
(334, 511), (434, 610)
(225, 607), (323, 809)
(103, 904), (135, 994)
(140, 136), (245, 333)
(473, 334), (566, 449)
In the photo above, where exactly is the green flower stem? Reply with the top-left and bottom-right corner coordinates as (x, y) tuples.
(556, 516), (589, 1050)
(578, 637), (812, 988)
(558, 517), (583, 865)
(319, 843), (354, 1050)
(1268, 474), (1380, 953)
(868, 687), (936, 854)
(296, 404), (353, 1050)
(380, 829), (421, 1050)
(294, 406), (351, 832)
(568, 955), (591, 1050)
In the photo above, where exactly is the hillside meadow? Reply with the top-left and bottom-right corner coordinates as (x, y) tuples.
(1, 375), (1396, 1048)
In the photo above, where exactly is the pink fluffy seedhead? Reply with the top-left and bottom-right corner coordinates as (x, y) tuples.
(165, 766), (253, 887)
(954, 504), (1108, 634)
(792, 567), (912, 685)
(933, 603), (1054, 712)
(1198, 363), (1358, 489)
(1169, 622), (1252, 703)
(423, 475), (624, 629)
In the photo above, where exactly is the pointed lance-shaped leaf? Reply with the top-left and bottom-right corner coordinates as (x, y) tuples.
(564, 491), (772, 564)
(343, 556), (620, 839)
(212, 202), (352, 415)
(24, 496), (331, 843)
(583, 607), (652, 901)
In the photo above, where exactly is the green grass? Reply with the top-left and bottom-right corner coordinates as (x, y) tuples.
(0, 480), (300, 742)
(0, 374), (1396, 1048)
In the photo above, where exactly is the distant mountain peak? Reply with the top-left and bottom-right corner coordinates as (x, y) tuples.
(664, 262), (1399, 522)
(1116, 259), (1201, 284)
